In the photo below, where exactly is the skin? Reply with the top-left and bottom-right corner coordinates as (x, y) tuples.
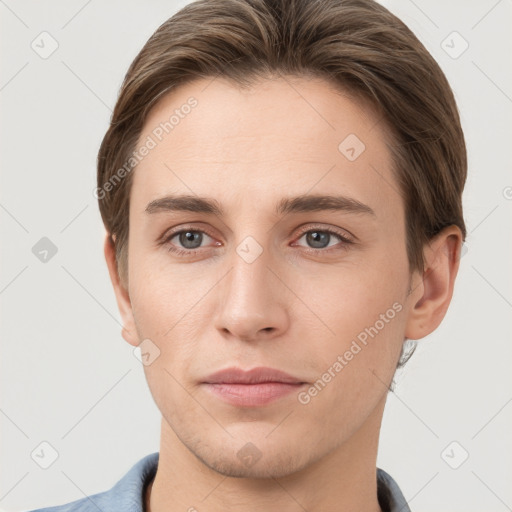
(104, 75), (462, 512)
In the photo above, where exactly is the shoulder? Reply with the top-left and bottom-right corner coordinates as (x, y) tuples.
(377, 467), (411, 512)
(24, 452), (159, 512)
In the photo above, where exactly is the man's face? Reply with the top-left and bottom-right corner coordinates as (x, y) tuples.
(124, 76), (413, 477)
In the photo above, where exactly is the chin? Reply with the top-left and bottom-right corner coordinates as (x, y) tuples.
(194, 443), (313, 480)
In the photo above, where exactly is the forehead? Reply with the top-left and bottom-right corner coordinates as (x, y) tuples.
(131, 75), (400, 221)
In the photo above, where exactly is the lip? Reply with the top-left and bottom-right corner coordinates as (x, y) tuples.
(202, 366), (307, 407)
(204, 366), (304, 385)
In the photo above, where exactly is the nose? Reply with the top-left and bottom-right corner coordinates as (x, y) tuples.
(213, 241), (289, 342)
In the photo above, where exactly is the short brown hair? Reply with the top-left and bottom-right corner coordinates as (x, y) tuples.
(96, 0), (467, 365)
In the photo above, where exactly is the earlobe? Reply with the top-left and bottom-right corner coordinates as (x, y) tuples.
(103, 233), (140, 347)
(404, 226), (463, 340)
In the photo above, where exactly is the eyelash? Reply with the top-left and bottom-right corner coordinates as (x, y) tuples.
(161, 225), (355, 257)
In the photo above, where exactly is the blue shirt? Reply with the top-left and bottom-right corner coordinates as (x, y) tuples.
(26, 452), (411, 512)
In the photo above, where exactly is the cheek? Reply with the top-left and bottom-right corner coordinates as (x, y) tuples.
(314, 262), (406, 332)
(128, 243), (197, 333)
(128, 251), (216, 376)
(299, 257), (408, 379)
(296, 288), (406, 434)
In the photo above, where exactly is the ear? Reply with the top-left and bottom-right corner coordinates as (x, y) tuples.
(103, 233), (139, 347)
(405, 225), (463, 340)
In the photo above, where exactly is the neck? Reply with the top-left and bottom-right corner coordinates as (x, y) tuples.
(146, 396), (386, 512)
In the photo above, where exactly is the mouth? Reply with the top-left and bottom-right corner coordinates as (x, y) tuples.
(202, 366), (307, 407)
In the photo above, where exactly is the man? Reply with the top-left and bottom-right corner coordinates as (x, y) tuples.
(28, 0), (466, 510)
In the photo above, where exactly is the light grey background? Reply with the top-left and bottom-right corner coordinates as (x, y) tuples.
(1, 1), (511, 511)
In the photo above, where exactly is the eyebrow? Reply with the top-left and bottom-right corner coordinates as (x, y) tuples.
(145, 193), (376, 217)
